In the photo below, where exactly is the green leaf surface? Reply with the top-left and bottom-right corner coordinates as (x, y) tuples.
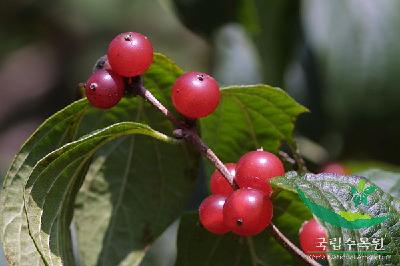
(23, 122), (177, 266)
(1, 52), (199, 266)
(271, 172), (400, 265)
(0, 99), (89, 266)
(175, 213), (302, 266)
(74, 53), (199, 266)
(356, 169), (400, 199)
(201, 84), (307, 165)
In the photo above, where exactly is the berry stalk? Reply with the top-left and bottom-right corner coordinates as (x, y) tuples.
(136, 84), (235, 185)
(268, 223), (322, 266)
(135, 80), (320, 266)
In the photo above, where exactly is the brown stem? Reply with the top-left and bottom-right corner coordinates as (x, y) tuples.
(137, 85), (187, 129)
(288, 142), (308, 174)
(268, 223), (322, 266)
(136, 84), (234, 185)
(137, 83), (317, 266)
(278, 151), (296, 165)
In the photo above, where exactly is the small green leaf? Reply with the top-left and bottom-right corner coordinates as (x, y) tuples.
(363, 185), (377, 195)
(353, 195), (361, 207)
(357, 179), (366, 193)
(271, 172), (400, 265)
(337, 211), (371, 222)
(201, 85), (307, 165)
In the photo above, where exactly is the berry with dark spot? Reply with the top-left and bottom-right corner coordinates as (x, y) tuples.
(172, 72), (220, 118)
(107, 32), (153, 77)
(85, 69), (124, 109)
(223, 188), (273, 236)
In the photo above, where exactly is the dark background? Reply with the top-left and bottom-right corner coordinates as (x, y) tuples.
(1, 0), (400, 265)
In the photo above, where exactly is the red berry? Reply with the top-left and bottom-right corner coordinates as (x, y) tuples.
(299, 218), (327, 259)
(210, 163), (236, 196)
(199, 195), (230, 234)
(107, 32), (153, 77)
(172, 72), (220, 118)
(235, 150), (285, 196)
(85, 70), (124, 109)
(223, 188), (273, 236)
(321, 163), (347, 175)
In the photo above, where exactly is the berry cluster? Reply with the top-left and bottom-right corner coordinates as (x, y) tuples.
(84, 32), (220, 119)
(85, 32), (326, 257)
(199, 149), (285, 236)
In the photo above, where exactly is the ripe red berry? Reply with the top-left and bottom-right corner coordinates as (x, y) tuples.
(210, 163), (236, 196)
(85, 70), (124, 109)
(223, 188), (273, 236)
(299, 218), (327, 259)
(321, 163), (347, 175)
(199, 195), (230, 234)
(107, 32), (153, 77)
(172, 72), (220, 118)
(235, 150), (285, 197)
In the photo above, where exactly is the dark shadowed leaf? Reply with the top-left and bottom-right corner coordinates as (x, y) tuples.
(175, 212), (301, 266)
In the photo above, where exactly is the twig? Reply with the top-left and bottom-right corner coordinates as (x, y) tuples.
(136, 82), (318, 266)
(288, 142), (308, 174)
(136, 84), (234, 185)
(136, 84), (187, 129)
(278, 151), (296, 165)
(268, 223), (322, 266)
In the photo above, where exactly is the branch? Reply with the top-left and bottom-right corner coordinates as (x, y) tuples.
(136, 84), (235, 185)
(278, 150), (296, 165)
(136, 82), (319, 266)
(288, 142), (308, 174)
(268, 223), (322, 266)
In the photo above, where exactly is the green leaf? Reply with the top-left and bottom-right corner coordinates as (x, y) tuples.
(201, 84), (307, 164)
(356, 169), (400, 198)
(357, 179), (366, 193)
(23, 122), (178, 266)
(1, 52), (198, 266)
(175, 213), (302, 266)
(74, 53), (199, 266)
(271, 172), (400, 265)
(0, 99), (89, 266)
(337, 211), (371, 222)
